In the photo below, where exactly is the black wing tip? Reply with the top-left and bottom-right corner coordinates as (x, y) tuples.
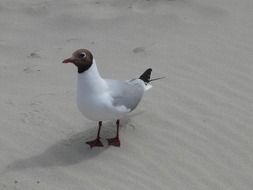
(139, 68), (153, 83)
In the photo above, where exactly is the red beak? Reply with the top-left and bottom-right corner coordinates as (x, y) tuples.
(62, 58), (74, 64)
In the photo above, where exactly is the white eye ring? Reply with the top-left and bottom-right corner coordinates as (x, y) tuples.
(80, 52), (86, 58)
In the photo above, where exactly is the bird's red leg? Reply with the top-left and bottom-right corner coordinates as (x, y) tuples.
(107, 120), (120, 147)
(86, 121), (104, 148)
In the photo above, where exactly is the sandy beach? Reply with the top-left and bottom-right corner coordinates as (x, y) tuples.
(0, 0), (253, 189)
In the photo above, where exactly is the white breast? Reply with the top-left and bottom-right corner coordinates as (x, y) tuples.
(76, 60), (128, 121)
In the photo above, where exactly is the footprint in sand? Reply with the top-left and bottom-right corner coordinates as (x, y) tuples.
(66, 38), (81, 42)
(132, 47), (146, 54)
(24, 51), (41, 73)
(28, 52), (41, 59)
(20, 100), (46, 126)
(23, 65), (40, 73)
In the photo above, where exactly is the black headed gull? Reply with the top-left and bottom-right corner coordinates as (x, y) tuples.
(63, 49), (163, 148)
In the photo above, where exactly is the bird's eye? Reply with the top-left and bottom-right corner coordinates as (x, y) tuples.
(80, 52), (86, 58)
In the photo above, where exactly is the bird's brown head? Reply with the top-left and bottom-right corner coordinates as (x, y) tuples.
(62, 49), (93, 73)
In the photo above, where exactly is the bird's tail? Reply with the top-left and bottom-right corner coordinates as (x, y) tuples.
(139, 68), (165, 91)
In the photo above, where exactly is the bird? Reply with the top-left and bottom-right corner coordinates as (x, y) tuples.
(62, 49), (163, 148)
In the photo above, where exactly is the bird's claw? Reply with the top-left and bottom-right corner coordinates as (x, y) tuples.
(86, 138), (104, 148)
(107, 137), (120, 147)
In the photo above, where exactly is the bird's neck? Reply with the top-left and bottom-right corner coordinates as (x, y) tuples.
(77, 59), (107, 93)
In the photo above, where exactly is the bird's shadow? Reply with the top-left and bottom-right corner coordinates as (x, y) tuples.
(3, 112), (143, 173)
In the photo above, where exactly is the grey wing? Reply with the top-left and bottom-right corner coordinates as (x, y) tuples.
(106, 79), (145, 111)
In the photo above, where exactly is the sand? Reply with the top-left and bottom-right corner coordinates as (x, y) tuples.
(0, 0), (253, 189)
